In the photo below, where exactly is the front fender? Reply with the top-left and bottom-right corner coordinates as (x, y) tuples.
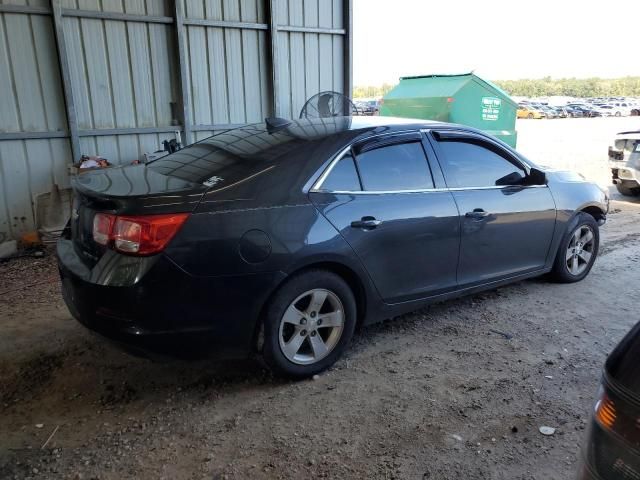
(544, 175), (608, 267)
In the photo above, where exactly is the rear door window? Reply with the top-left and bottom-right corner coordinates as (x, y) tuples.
(355, 141), (434, 191)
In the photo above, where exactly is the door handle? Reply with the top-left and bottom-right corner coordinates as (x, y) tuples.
(350, 216), (382, 229)
(465, 208), (490, 220)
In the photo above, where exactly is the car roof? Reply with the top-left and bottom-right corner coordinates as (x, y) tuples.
(149, 116), (457, 189)
(280, 115), (444, 133)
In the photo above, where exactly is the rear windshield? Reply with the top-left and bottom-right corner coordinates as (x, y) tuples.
(148, 118), (353, 188)
(149, 125), (301, 188)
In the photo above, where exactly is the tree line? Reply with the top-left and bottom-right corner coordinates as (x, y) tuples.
(353, 77), (640, 99)
(493, 77), (640, 97)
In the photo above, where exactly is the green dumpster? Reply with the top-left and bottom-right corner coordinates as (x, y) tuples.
(380, 73), (518, 148)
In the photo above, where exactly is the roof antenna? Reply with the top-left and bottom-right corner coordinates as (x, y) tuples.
(265, 117), (292, 134)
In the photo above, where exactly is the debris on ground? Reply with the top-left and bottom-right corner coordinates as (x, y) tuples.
(539, 426), (556, 436)
(0, 240), (17, 259)
(489, 329), (513, 340)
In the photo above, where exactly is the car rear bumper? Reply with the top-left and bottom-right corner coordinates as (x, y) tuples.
(578, 420), (640, 480)
(57, 238), (285, 359)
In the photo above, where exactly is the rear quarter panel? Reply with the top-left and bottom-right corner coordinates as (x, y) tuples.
(165, 203), (371, 282)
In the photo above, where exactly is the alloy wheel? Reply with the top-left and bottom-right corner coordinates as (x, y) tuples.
(566, 225), (595, 276)
(278, 289), (345, 365)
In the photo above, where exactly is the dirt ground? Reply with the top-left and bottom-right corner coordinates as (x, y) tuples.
(1, 117), (640, 480)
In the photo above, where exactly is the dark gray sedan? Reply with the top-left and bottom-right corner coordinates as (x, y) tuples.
(57, 117), (609, 378)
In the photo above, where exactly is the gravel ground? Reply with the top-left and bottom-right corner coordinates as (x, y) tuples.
(1, 117), (640, 480)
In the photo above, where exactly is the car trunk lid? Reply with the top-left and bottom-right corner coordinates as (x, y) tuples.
(69, 164), (208, 267)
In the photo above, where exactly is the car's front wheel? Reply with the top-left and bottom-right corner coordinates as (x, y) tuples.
(550, 213), (599, 283)
(262, 270), (356, 378)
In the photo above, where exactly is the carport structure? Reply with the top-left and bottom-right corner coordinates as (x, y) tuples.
(0, 0), (353, 241)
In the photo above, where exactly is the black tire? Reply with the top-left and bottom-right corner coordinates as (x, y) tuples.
(262, 269), (356, 379)
(527, 113), (534, 119)
(550, 212), (599, 283)
(616, 182), (640, 196)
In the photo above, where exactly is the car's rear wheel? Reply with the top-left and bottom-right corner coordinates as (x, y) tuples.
(262, 270), (356, 378)
(550, 213), (599, 283)
(528, 113), (534, 119)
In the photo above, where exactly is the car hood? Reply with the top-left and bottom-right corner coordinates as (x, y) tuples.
(542, 168), (610, 214)
(543, 169), (589, 183)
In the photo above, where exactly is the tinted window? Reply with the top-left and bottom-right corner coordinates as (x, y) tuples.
(438, 141), (526, 188)
(356, 142), (433, 191)
(148, 117), (355, 187)
(320, 154), (361, 191)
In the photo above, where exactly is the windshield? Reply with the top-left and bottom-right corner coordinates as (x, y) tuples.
(614, 139), (640, 153)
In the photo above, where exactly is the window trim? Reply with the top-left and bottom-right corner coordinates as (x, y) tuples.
(312, 145), (354, 192)
(311, 130), (548, 194)
(430, 130), (538, 189)
(312, 133), (436, 193)
(431, 129), (530, 173)
(313, 148), (363, 192)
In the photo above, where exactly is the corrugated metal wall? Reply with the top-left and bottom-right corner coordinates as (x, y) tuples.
(275, 0), (346, 120)
(0, 0), (352, 241)
(61, 0), (180, 165)
(0, 0), (71, 242)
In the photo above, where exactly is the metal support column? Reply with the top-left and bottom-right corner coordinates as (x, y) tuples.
(343, 0), (353, 98)
(267, 0), (281, 117)
(51, 0), (81, 162)
(174, 1), (193, 145)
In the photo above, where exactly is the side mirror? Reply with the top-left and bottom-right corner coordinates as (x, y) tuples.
(496, 171), (525, 186)
(527, 167), (547, 186)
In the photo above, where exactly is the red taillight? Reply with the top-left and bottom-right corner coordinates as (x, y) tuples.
(92, 213), (189, 255)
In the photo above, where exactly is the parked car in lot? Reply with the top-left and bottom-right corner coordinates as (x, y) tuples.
(569, 104), (602, 117)
(517, 105), (545, 119)
(594, 105), (615, 117)
(57, 116), (609, 378)
(354, 100), (379, 116)
(552, 106), (569, 118)
(607, 102), (633, 117)
(578, 320), (640, 479)
(608, 130), (640, 196)
(565, 106), (586, 118)
(539, 105), (559, 118)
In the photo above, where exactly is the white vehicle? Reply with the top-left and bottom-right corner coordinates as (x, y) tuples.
(609, 130), (640, 196)
(592, 104), (614, 117)
(606, 102), (633, 116)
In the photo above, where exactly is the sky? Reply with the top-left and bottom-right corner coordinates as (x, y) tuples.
(353, 0), (640, 85)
